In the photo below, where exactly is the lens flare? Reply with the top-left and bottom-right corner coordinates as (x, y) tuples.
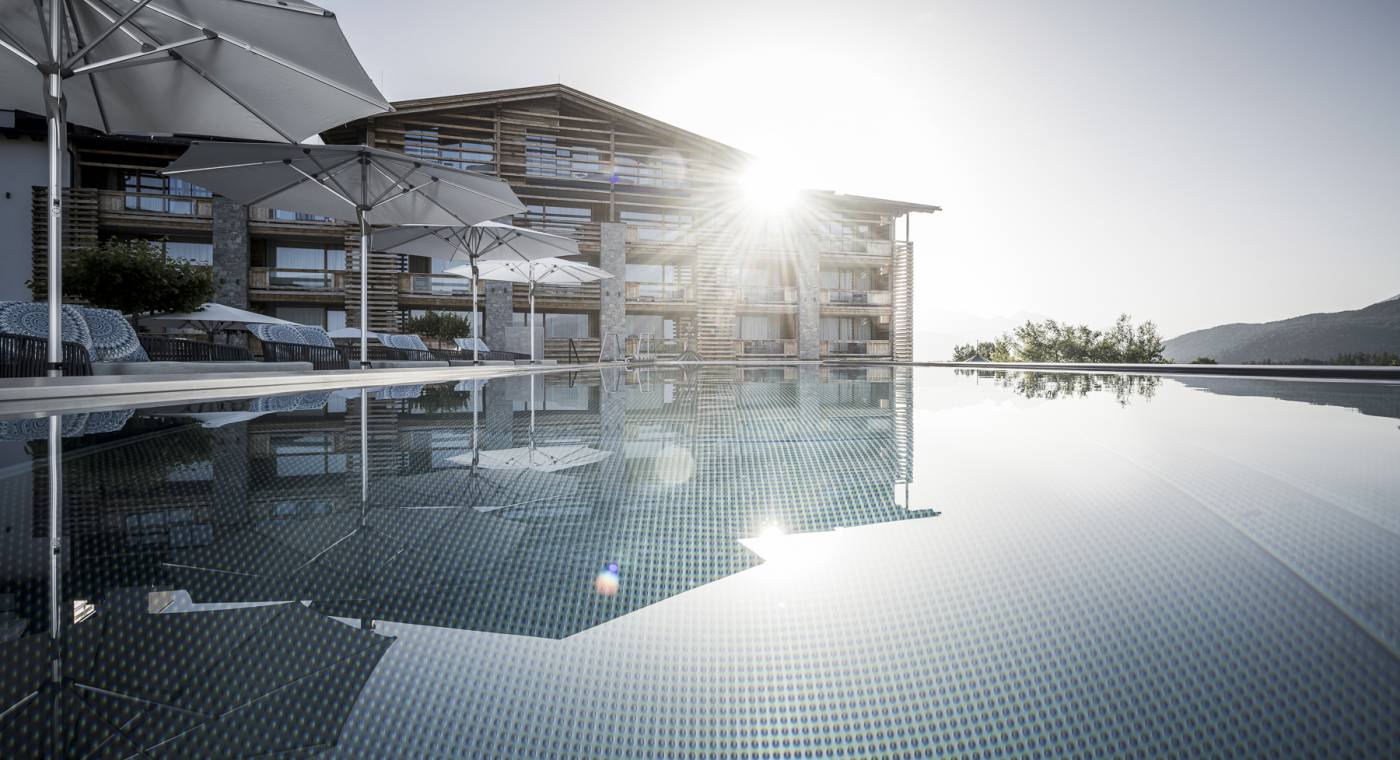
(594, 562), (621, 596)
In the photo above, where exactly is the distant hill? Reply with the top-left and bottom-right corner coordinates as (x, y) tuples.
(1164, 295), (1400, 363)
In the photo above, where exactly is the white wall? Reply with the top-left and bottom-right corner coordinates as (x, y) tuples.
(0, 130), (53, 303)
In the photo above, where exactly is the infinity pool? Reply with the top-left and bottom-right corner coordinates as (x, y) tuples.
(1, 366), (1397, 757)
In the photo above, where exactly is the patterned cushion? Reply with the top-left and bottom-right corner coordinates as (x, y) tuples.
(0, 301), (93, 351)
(0, 409), (133, 441)
(384, 334), (430, 352)
(249, 323), (315, 346)
(79, 308), (148, 362)
(454, 337), (490, 352)
(375, 384), (423, 400)
(294, 325), (335, 348)
(249, 391), (331, 413)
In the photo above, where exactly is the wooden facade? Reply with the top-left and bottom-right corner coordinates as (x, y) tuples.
(32, 84), (937, 359)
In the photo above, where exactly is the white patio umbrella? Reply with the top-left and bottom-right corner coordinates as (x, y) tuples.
(164, 142), (525, 366)
(146, 302), (295, 340)
(375, 221), (581, 363)
(447, 257), (611, 363)
(0, 0), (389, 376)
(327, 327), (380, 341)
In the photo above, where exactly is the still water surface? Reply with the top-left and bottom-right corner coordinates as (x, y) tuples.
(0, 366), (1396, 757)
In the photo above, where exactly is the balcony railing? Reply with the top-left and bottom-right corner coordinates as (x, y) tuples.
(250, 267), (344, 291)
(400, 273), (474, 296)
(625, 225), (693, 245)
(821, 289), (892, 306)
(99, 190), (213, 218)
(738, 286), (798, 304)
(625, 282), (692, 302)
(821, 340), (892, 357)
(735, 339), (797, 357)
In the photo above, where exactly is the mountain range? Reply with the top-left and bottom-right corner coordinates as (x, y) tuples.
(1162, 295), (1400, 363)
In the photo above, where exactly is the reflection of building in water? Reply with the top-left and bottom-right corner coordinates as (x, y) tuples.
(0, 368), (919, 640)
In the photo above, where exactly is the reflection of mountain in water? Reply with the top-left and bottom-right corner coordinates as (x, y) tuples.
(1177, 376), (1400, 422)
(1, 366), (923, 641)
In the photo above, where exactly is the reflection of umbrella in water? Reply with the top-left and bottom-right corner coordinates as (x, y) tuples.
(467, 375), (611, 474)
(0, 598), (391, 758)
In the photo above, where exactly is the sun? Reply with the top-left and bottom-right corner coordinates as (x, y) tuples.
(738, 159), (801, 213)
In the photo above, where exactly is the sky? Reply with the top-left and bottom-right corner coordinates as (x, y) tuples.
(329, 0), (1400, 342)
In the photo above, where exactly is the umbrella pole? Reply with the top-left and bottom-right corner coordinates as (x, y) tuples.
(44, 0), (65, 376)
(48, 415), (62, 680)
(360, 388), (369, 522)
(529, 280), (537, 364)
(358, 207), (370, 369)
(471, 260), (480, 364)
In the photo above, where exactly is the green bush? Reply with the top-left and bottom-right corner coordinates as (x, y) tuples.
(40, 238), (213, 326)
(952, 314), (1166, 363)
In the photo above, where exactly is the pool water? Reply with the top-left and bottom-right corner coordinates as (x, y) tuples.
(0, 366), (1397, 757)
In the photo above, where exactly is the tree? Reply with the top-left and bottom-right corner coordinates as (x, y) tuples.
(1189, 357), (1218, 364)
(46, 238), (213, 327)
(951, 314), (1166, 363)
(403, 311), (471, 347)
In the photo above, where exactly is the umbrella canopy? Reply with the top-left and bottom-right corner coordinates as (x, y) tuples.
(0, 599), (392, 757)
(374, 220), (580, 263)
(0, 0), (388, 140)
(1, 0), (389, 376)
(456, 257), (612, 286)
(146, 302), (295, 334)
(328, 327), (381, 340)
(164, 142), (526, 366)
(377, 222), (581, 362)
(451, 258), (612, 362)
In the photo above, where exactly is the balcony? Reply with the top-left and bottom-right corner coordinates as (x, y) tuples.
(399, 273), (475, 297)
(735, 339), (797, 358)
(821, 340), (892, 358)
(625, 282), (693, 303)
(737, 286), (798, 305)
(817, 238), (894, 262)
(250, 267), (344, 292)
(821, 289), (892, 307)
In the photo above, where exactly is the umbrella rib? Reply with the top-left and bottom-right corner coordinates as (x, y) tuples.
(76, 0), (158, 50)
(433, 175), (526, 213)
(63, 0), (152, 67)
(70, 682), (211, 719)
(61, 0), (115, 133)
(283, 163), (359, 209)
(0, 25), (39, 65)
(366, 162), (419, 207)
(137, 1), (389, 109)
(300, 150), (362, 206)
(29, 0), (51, 61)
(169, 53), (299, 142)
(69, 33), (207, 75)
(223, 154), (359, 209)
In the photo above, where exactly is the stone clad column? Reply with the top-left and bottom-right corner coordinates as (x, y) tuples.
(796, 235), (821, 361)
(598, 222), (626, 360)
(483, 281), (514, 352)
(212, 196), (249, 308)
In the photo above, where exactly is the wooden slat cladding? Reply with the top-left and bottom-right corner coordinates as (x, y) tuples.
(30, 188), (100, 299)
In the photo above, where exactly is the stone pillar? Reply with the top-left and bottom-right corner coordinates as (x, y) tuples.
(599, 222), (627, 360)
(483, 281), (514, 351)
(212, 197), (249, 308)
(796, 237), (821, 361)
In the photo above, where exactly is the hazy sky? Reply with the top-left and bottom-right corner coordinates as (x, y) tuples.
(331, 0), (1400, 338)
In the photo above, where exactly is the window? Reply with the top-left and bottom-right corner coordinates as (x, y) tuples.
(625, 264), (680, 284)
(269, 208), (335, 223)
(624, 314), (675, 340)
(272, 434), (347, 477)
(404, 128), (494, 172)
(122, 171), (210, 215)
(820, 317), (875, 341)
(544, 313), (590, 339)
(517, 204), (593, 235)
(739, 315), (788, 340)
(820, 268), (879, 290)
(162, 240), (214, 266)
(620, 210), (691, 240)
(271, 243), (345, 271)
(272, 306), (344, 331)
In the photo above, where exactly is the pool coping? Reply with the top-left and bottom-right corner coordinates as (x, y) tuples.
(0, 362), (612, 418)
(827, 360), (1400, 381)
